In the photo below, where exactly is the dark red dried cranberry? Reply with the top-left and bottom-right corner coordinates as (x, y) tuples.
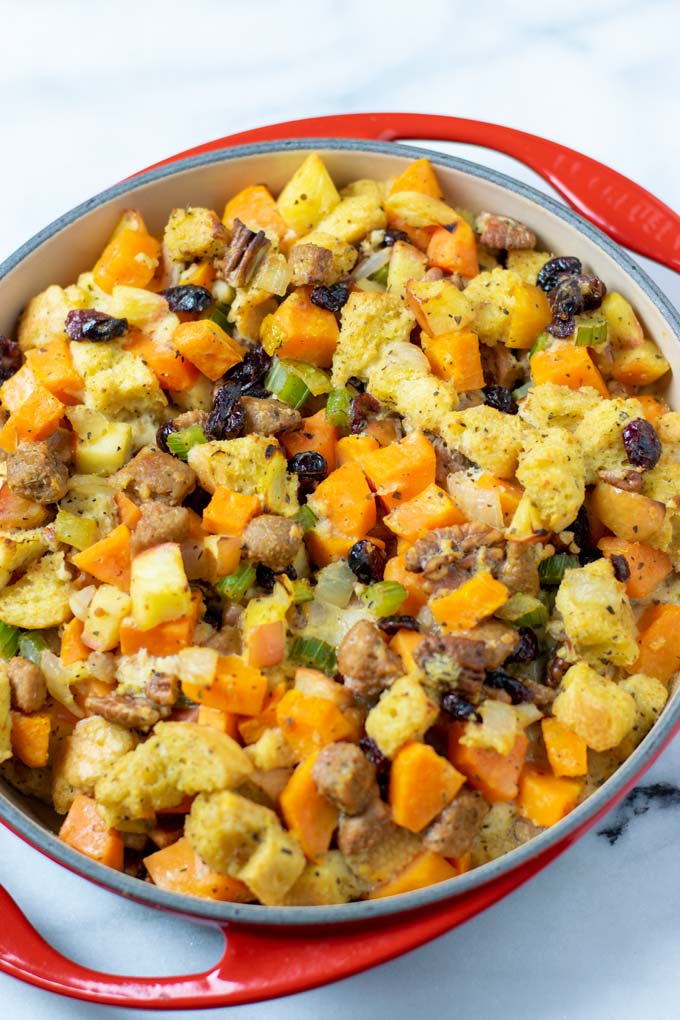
(255, 564), (276, 592)
(536, 256), (582, 292)
(484, 385), (518, 415)
(440, 692), (481, 722)
(577, 273), (607, 310)
(484, 670), (533, 704)
(567, 504), (589, 551)
(506, 627), (539, 664)
(377, 614), (420, 635)
(359, 736), (389, 773)
(350, 392), (380, 433)
(622, 418), (661, 470)
(224, 346), (272, 393)
(550, 275), (584, 319)
(546, 317), (576, 338)
(348, 539), (386, 583)
(579, 548), (603, 566)
(347, 375), (366, 393)
(65, 308), (128, 341)
(156, 420), (179, 453)
(610, 553), (631, 583)
(0, 337), (22, 383)
(160, 284), (213, 314)
(287, 451), (328, 494)
(383, 228), (410, 247)
(205, 384), (245, 440)
(183, 485), (212, 516)
(310, 282), (350, 312)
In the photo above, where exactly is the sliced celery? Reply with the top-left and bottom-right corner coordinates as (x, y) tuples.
(279, 359), (331, 396)
(496, 593), (548, 629)
(18, 631), (49, 666)
(289, 635), (337, 675)
(325, 388), (352, 429)
(294, 505), (318, 533)
(209, 302), (233, 334)
(360, 581), (407, 616)
(574, 317), (608, 346)
(539, 553), (580, 586)
(166, 424), (207, 461)
(529, 333), (551, 358)
(0, 622), (20, 659)
(265, 359), (310, 409)
(291, 579), (314, 604)
(216, 562), (256, 602)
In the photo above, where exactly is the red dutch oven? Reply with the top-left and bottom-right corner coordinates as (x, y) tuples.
(0, 112), (679, 1010)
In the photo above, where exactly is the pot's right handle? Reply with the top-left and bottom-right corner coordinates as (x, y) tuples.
(147, 112), (680, 273)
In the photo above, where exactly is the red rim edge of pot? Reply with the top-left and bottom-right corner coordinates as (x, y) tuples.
(0, 112), (679, 1008)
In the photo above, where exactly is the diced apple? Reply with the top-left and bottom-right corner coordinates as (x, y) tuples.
(405, 278), (474, 337)
(276, 153), (341, 236)
(75, 422), (133, 475)
(130, 542), (192, 631)
(601, 292), (644, 349)
(590, 482), (666, 543)
(611, 339), (670, 387)
(82, 584), (132, 651)
(387, 241), (428, 300)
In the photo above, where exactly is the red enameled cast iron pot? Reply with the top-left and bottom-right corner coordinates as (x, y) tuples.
(0, 112), (679, 1009)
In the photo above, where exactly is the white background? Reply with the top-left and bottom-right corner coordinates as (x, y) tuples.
(1, 1), (680, 1017)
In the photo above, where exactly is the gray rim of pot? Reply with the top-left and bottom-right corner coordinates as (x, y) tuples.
(1, 137), (679, 929)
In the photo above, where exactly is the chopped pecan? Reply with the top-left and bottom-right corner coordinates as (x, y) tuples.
(217, 218), (270, 288)
(84, 694), (164, 731)
(598, 468), (643, 493)
(144, 674), (179, 708)
(475, 212), (537, 250)
(405, 522), (504, 593)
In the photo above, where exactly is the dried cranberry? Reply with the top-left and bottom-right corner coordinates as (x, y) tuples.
(484, 385), (518, 415)
(579, 548), (603, 566)
(484, 669), (533, 704)
(383, 228), (410, 247)
(566, 504), (589, 551)
(440, 692), (481, 722)
(546, 317), (576, 338)
(577, 273), (607, 310)
(160, 284), (213, 314)
(377, 614), (420, 635)
(310, 283), (350, 313)
(205, 384), (245, 441)
(224, 345), (272, 393)
(622, 418), (661, 470)
(359, 736), (389, 774)
(506, 627), (539, 663)
(350, 392), (380, 434)
(65, 308), (128, 341)
(610, 553), (631, 583)
(287, 451), (328, 494)
(191, 581), (223, 630)
(347, 375), (365, 393)
(0, 337), (22, 383)
(155, 420), (179, 453)
(348, 539), (386, 583)
(550, 275), (584, 319)
(256, 564), (276, 592)
(536, 256), (582, 292)
(183, 485), (212, 516)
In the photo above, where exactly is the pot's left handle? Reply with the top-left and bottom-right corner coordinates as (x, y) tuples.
(0, 882), (506, 1008)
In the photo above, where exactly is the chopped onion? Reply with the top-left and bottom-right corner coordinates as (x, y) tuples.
(353, 246), (392, 282)
(212, 279), (234, 304)
(41, 651), (83, 718)
(315, 561), (356, 608)
(252, 252), (291, 296)
(69, 584), (97, 621)
(447, 471), (504, 530)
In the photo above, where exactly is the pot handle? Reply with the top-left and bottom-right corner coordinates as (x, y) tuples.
(147, 112), (680, 273)
(0, 861), (538, 1009)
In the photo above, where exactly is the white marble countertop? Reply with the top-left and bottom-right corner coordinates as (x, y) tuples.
(1, 0), (680, 1017)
